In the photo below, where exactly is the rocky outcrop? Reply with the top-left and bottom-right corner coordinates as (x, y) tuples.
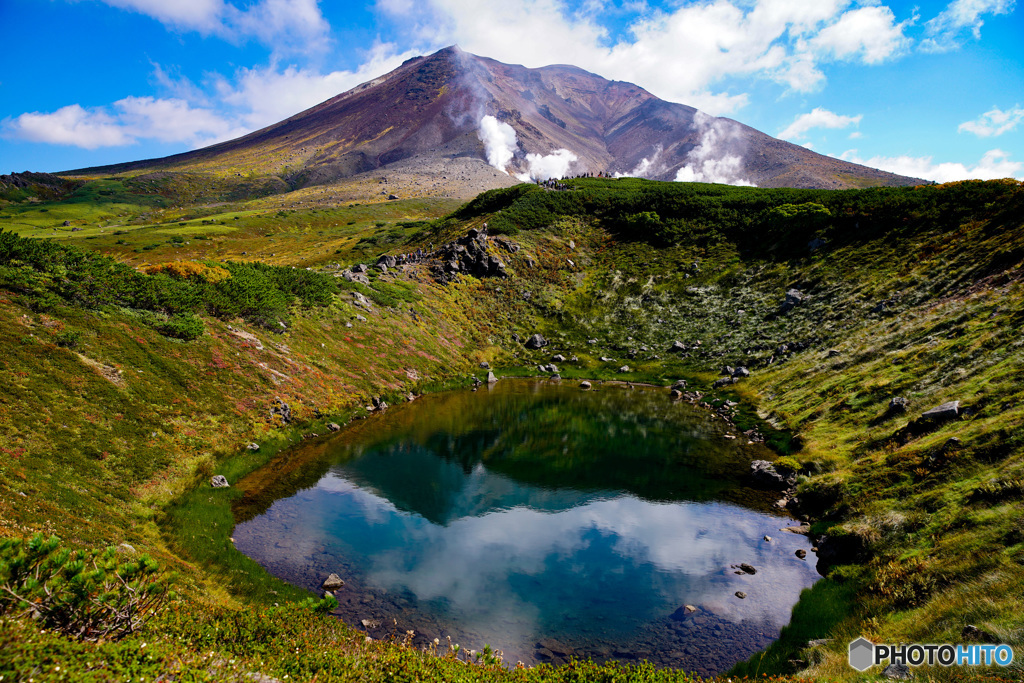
(750, 460), (794, 489)
(431, 227), (509, 284)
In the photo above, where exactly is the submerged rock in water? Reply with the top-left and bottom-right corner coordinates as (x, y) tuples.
(322, 573), (345, 590)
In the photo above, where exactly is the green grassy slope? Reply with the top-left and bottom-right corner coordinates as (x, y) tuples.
(1, 175), (1022, 682)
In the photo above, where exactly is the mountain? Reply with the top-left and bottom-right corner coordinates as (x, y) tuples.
(68, 46), (925, 190)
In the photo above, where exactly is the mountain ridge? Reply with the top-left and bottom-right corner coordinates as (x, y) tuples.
(65, 46), (926, 191)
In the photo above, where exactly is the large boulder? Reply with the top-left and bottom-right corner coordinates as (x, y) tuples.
(920, 400), (960, 423)
(525, 333), (549, 349)
(750, 460), (793, 489)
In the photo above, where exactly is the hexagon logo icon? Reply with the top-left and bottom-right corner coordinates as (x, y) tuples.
(848, 637), (875, 671)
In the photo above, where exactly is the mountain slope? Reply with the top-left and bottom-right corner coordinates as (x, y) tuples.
(66, 46), (925, 190)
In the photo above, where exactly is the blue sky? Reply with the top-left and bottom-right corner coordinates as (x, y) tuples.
(1, 0), (1021, 182)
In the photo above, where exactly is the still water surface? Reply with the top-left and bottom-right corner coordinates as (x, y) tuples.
(232, 380), (818, 675)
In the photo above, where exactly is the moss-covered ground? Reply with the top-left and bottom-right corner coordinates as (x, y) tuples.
(1, 173), (1022, 682)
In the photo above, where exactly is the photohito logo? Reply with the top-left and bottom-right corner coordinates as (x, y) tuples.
(848, 637), (1014, 671)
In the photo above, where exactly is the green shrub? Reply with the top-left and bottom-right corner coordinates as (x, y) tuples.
(0, 534), (175, 641)
(157, 314), (205, 341)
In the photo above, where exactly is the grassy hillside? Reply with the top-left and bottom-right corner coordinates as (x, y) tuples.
(1, 174), (1022, 682)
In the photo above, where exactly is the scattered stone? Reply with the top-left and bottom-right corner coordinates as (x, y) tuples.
(827, 349), (841, 358)
(670, 389), (683, 399)
(781, 524), (811, 535)
(671, 380), (687, 391)
(721, 366), (735, 376)
(921, 400), (960, 423)
(599, 356), (615, 362)
(779, 289), (804, 313)
(361, 619), (382, 630)
(525, 333), (549, 349)
(118, 543), (136, 554)
(579, 380), (592, 390)
(479, 361), (490, 369)
(372, 396), (388, 411)
(587, 339), (598, 345)
(732, 366), (750, 378)
(763, 535), (772, 543)
(618, 365), (630, 373)
(738, 563), (757, 575)
(550, 373), (561, 381)
(552, 354), (566, 362)
(487, 371), (498, 384)
(321, 574), (345, 591)
(882, 662), (913, 679)
(62, 220), (71, 227)
(888, 396), (909, 414)
(735, 591), (747, 599)
(712, 376), (737, 389)
(536, 638), (574, 656)
(327, 423), (341, 432)
(352, 292), (373, 310)
(795, 549), (807, 560)
(247, 442), (260, 451)
(807, 638), (831, 647)
(961, 625), (997, 643)
(750, 460), (793, 489)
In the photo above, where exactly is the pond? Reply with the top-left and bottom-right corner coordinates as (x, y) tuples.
(232, 380), (818, 675)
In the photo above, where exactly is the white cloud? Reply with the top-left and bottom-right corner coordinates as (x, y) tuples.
(922, 0), (1015, 51)
(810, 6), (911, 63)
(96, 0), (330, 53)
(378, 0), (913, 115)
(5, 105), (133, 149)
(840, 148), (1023, 182)
(3, 98), (244, 150)
(778, 107), (862, 140)
(958, 106), (1024, 137)
(214, 43), (421, 130)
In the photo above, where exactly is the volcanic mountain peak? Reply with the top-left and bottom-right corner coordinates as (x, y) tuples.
(69, 46), (925, 191)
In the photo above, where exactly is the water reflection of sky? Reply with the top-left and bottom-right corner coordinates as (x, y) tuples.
(238, 456), (818, 657)
(232, 383), (820, 670)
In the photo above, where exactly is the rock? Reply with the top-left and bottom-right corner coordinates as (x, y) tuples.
(71, 227), (83, 232)
(721, 366), (735, 376)
(487, 371), (498, 384)
(738, 563), (757, 574)
(618, 365), (630, 373)
(888, 396), (909, 414)
(763, 535), (772, 542)
(525, 333), (548, 349)
(671, 380), (687, 391)
(372, 397), (388, 411)
(735, 591), (747, 599)
(387, 194), (399, 200)
(479, 361), (490, 369)
(376, 254), (397, 269)
(339, 269), (371, 285)
(327, 423), (341, 432)
(670, 389), (683, 399)
(321, 574), (345, 591)
(712, 376), (737, 389)
(552, 354), (566, 362)
(827, 349), (841, 358)
(587, 338), (598, 345)
(795, 549), (807, 560)
(961, 624), (997, 643)
(732, 366), (750, 378)
(599, 356), (615, 362)
(780, 289), (804, 313)
(355, 314), (367, 323)
(352, 292), (373, 310)
(550, 374), (561, 380)
(361, 618), (382, 629)
(352, 263), (368, 273)
(920, 400), (960, 423)
(62, 220), (71, 227)
(882, 662), (913, 679)
(670, 604), (698, 620)
(750, 460), (793, 489)
(579, 380), (592, 390)
(807, 638), (831, 647)
(247, 442), (260, 451)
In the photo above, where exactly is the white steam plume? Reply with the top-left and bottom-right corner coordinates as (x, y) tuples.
(516, 149), (578, 182)
(478, 115), (517, 173)
(614, 145), (666, 178)
(675, 112), (755, 186)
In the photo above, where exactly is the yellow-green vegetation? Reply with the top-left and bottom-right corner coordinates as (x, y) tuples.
(1, 172), (1023, 682)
